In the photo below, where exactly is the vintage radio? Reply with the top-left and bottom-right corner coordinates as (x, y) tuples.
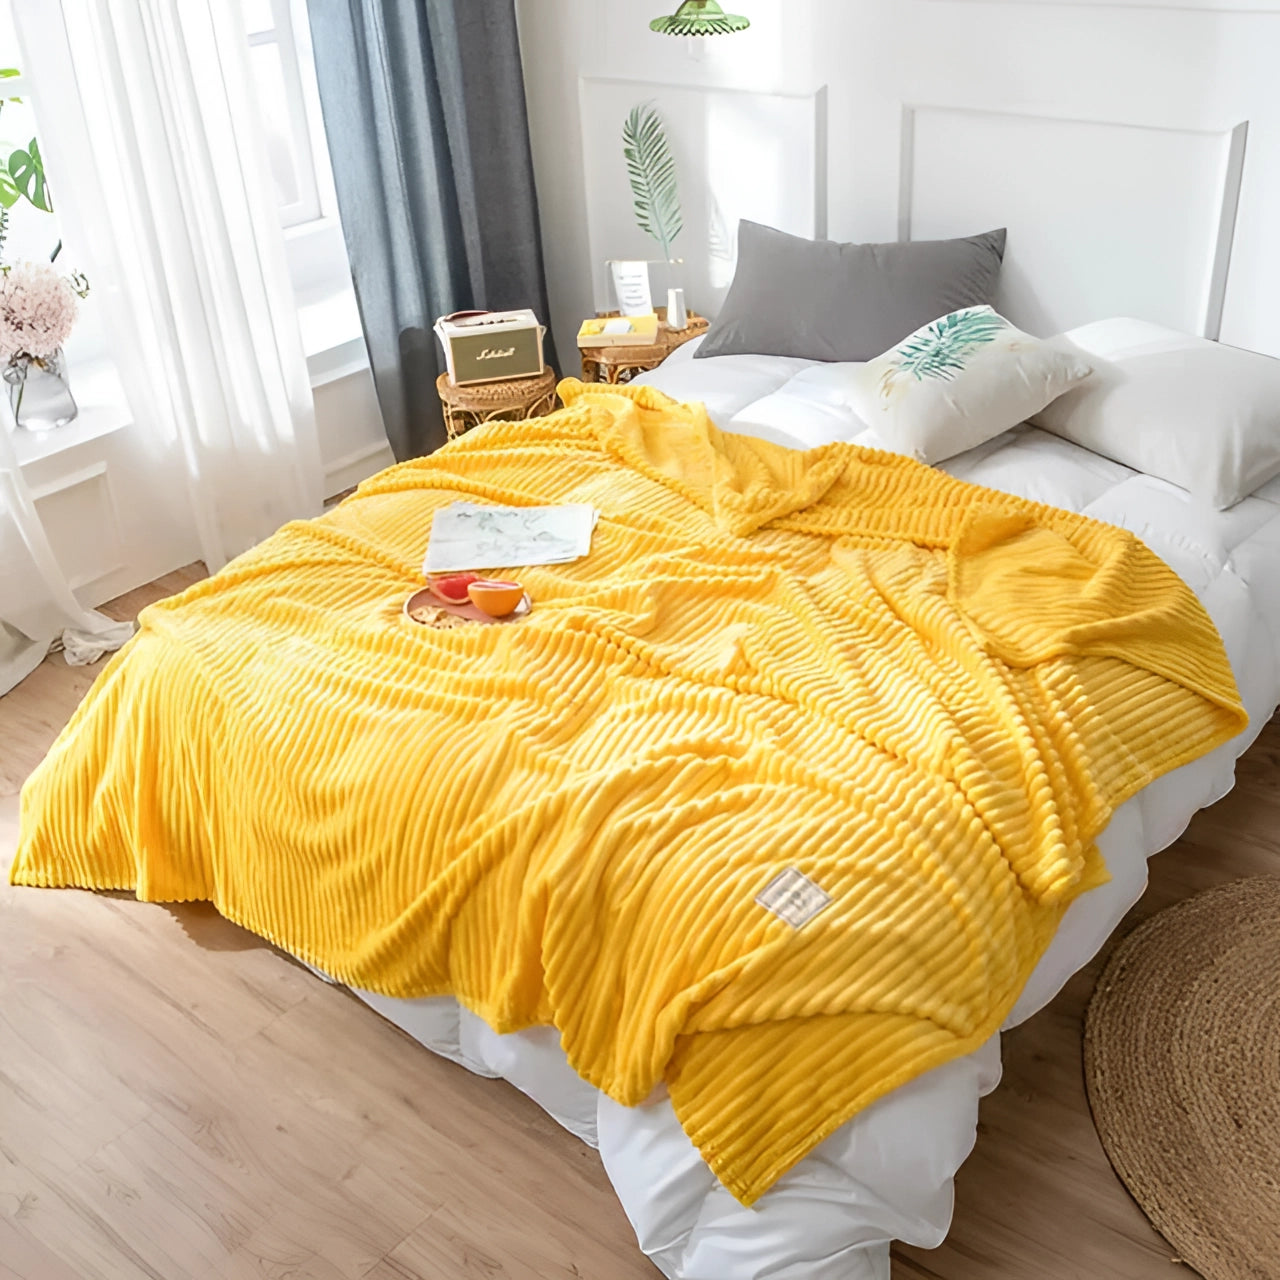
(433, 309), (547, 386)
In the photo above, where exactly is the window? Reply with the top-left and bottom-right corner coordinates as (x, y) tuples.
(241, 0), (325, 228)
(241, 0), (361, 360)
(0, 0), (358, 390)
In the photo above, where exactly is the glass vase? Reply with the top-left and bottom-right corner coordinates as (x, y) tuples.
(5, 348), (78, 430)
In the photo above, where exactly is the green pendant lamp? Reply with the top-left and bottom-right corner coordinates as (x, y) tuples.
(650, 1), (750, 37)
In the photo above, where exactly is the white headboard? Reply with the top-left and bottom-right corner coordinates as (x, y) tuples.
(900, 106), (1247, 340)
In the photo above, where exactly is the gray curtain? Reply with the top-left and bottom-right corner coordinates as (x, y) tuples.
(306, 0), (558, 460)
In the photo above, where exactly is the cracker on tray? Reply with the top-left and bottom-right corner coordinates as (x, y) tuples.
(408, 604), (472, 629)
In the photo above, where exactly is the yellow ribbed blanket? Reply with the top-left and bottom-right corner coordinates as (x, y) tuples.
(13, 379), (1245, 1204)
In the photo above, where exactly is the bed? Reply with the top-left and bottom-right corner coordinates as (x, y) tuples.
(12, 331), (1280, 1279)
(303, 337), (1279, 1279)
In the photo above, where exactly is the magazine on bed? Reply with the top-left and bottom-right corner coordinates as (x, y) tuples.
(423, 502), (599, 574)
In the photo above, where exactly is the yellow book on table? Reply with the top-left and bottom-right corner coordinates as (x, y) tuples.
(577, 314), (661, 349)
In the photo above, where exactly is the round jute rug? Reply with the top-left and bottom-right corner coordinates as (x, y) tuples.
(1083, 877), (1280, 1280)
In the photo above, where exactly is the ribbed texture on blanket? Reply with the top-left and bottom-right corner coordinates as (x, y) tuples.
(13, 379), (1246, 1204)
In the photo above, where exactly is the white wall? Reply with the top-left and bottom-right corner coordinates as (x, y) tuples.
(516, 0), (818, 366)
(515, 0), (1280, 365)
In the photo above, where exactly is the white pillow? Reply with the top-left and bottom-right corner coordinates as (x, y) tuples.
(836, 305), (1092, 464)
(1030, 318), (1280, 509)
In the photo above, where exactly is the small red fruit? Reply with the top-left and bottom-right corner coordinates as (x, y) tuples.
(428, 572), (479, 604)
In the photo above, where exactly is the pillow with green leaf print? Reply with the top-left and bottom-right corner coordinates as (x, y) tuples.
(840, 305), (1093, 464)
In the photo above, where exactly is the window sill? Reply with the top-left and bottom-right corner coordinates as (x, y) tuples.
(10, 287), (371, 472)
(300, 286), (370, 387)
(10, 358), (132, 469)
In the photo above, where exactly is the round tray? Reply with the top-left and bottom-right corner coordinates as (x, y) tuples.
(403, 586), (531, 626)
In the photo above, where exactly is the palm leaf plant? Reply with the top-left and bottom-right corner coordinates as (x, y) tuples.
(623, 102), (682, 265)
(895, 307), (1008, 382)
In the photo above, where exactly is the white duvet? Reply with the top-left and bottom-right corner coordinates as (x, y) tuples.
(339, 340), (1280, 1279)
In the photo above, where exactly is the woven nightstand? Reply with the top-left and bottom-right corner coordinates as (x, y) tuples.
(435, 367), (559, 442)
(579, 307), (708, 385)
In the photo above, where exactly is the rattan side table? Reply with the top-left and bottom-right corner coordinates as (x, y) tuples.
(579, 307), (709, 385)
(436, 367), (559, 441)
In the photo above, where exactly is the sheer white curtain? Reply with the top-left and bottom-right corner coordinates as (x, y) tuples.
(0, 432), (133, 695)
(1, 0), (323, 696)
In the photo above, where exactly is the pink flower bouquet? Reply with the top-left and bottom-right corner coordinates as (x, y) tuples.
(0, 260), (84, 361)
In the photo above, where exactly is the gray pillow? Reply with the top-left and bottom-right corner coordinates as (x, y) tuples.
(695, 221), (1007, 363)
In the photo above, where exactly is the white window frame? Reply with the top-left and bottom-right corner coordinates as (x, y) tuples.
(244, 0), (324, 229)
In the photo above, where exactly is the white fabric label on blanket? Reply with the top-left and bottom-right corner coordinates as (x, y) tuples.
(756, 868), (832, 928)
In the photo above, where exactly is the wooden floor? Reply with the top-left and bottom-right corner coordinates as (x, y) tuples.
(2, 568), (1276, 1280)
